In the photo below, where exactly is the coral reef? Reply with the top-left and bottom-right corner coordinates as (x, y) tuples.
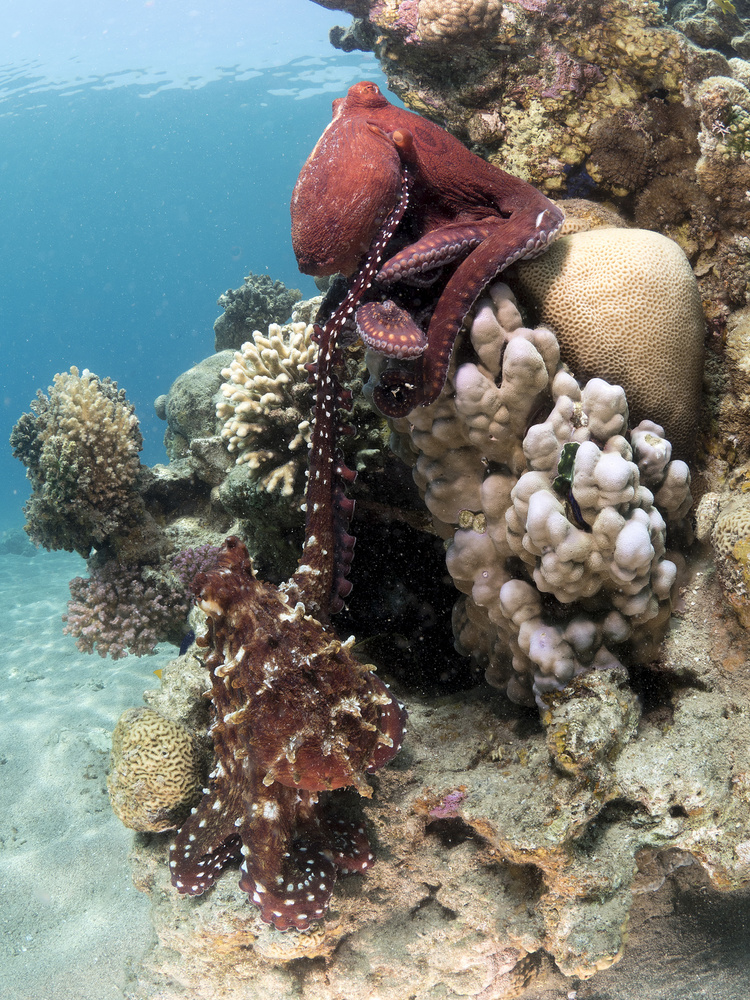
(316, 0), (750, 315)
(127, 580), (750, 997)
(10, 367), (156, 558)
(378, 281), (691, 704)
(514, 227), (705, 457)
(108, 707), (202, 833)
(213, 272), (302, 352)
(217, 321), (318, 495)
(62, 561), (190, 659)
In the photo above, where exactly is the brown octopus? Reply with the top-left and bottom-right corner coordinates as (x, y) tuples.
(169, 164), (411, 931)
(291, 80), (564, 416)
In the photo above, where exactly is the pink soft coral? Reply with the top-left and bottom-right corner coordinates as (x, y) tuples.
(63, 562), (189, 659)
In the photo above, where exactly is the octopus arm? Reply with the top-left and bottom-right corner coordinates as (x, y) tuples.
(169, 789), (241, 896)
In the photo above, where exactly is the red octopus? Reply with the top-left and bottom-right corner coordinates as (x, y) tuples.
(291, 81), (564, 417)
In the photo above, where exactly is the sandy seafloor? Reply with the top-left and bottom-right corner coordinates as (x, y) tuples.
(3, 541), (750, 1000)
(0, 545), (172, 1000)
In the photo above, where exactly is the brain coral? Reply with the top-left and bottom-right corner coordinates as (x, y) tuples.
(514, 228), (705, 457)
(417, 0), (503, 43)
(10, 367), (145, 556)
(108, 707), (201, 832)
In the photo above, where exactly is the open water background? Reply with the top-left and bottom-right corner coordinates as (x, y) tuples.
(0, 0), (386, 534)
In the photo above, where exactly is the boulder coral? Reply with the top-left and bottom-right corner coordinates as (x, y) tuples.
(108, 707), (202, 833)
(514, 227), (705, 457)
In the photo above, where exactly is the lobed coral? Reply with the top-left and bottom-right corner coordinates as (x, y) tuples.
(63, 560), (190, 659)
(108, 707), (202, 833)
(213, 272), (302, 352)
(10, 367), (150, 557)
(380, 280), (691, 704)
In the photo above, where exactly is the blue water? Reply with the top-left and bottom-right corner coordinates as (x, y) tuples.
(0, 0), (386, 534)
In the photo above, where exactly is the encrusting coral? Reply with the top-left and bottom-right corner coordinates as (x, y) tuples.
(380, 279), (692, 704)
(108, 707), (202, 833)
(10, 367), (153, 557)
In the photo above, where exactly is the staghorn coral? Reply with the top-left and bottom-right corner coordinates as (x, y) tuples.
(62, 560), (190, 659)
(10, 367), (154, 557)
(513, 227), (705, 458)
(217, 321), (317, 497)
(378, 281), (691, 704)
(108, 707), (202, 833)
(213, 272), (302, 352)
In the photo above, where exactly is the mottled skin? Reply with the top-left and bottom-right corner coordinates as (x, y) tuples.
(170, 166), (410, 932)
(291, 81), (564, 417)
(170, 539), (405, 931)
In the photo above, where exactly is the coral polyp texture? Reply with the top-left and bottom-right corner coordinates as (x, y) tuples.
(382, 280), (691, 704)
(514, 227), (705, 457)
(217, 321), (317, 496)
(10, 367), (146, 556)
(213, 271), (302, 352)
(108, 707), (201, 833)
(62, 561), (190, 659)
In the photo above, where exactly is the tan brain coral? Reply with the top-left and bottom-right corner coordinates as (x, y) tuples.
(515, 228), (705, 457)
(418, 0), (502, 43)
(108, 707), (201, 833)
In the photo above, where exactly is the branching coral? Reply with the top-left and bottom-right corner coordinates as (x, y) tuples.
(10, 367), (148, 557)
(213, 272), (302, 352)
(217, 321), (318, 497)
(378, 281), (691, 704)
(63, 561), (190, 659)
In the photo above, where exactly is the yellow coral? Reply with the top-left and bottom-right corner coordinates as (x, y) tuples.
(108, 707), (201, 833)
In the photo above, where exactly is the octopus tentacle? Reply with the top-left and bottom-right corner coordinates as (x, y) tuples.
(373, 205), (563, 416)
(169, 788), (241, 896)
(376, 220), (495, 284)
(356, 299), (427, 358)
(292, 162), (413, 617)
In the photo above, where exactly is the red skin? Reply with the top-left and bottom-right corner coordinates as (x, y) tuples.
(291, 81), (564, 415)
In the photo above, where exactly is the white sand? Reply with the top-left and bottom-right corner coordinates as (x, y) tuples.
(0, 548), (174, 1000)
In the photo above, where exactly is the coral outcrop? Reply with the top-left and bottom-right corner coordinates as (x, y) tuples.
(378, 280), (691, 704)
(213, 272), (302, 352)
(317, 0), (750, 316)
(108, 707), (202, 833)
(10, 367), (156, 558)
